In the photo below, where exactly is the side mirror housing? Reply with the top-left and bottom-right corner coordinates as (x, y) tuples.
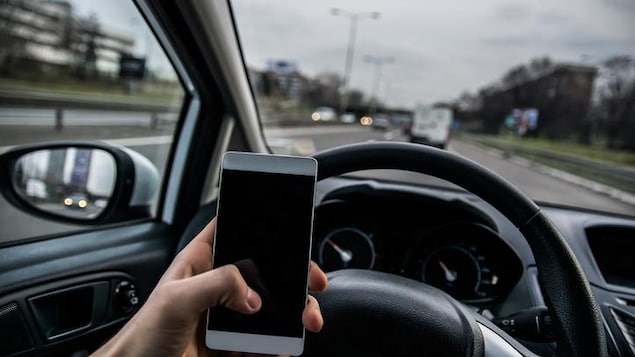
(0, 141), (159, 225)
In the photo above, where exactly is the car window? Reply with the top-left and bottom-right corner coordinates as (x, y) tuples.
(232, 0), (635, 217)
(0, 0), (185, 243)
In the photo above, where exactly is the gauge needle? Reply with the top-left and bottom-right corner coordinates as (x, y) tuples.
(438, 260), (458, 282)
(326, 239), (353, 263)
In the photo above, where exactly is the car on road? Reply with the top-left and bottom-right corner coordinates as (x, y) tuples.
(391, 113), (412, 135)
(339, 112), (356, 123)
(311, 107), (336, 122)
(409, 105), (453, 149)
(370, 113), (391, 130)
(0, 1), (632, 357)
(63, 192), (89, 209)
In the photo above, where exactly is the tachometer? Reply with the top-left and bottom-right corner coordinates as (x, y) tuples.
(318, 227), (376, 271)
(421, 246), (481, 300)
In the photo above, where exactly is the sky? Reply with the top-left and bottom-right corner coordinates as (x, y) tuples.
(232, 0), (635, 107)
(69, 0), (635, 108)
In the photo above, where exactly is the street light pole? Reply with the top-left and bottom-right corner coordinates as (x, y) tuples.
(331, 8), (379, 116)
(365, 55), (394, 115)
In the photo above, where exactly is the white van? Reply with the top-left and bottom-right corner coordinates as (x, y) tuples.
(409, 104), (453, 149)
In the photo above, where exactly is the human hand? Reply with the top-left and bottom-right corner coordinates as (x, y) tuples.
(93, 218), (328, 356)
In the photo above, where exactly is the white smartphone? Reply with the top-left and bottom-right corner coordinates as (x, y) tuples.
(205, 152), (317, 356)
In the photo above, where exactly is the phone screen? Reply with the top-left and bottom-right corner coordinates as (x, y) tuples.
(208, 162), (316, 338)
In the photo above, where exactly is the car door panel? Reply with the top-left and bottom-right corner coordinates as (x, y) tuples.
(0, 222), (175, 356)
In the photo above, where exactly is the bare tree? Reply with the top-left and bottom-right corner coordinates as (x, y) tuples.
(303, 72), (343, 107)
(528, 57), (553, 78)
(502, 64), (531, 88)
(346, 88), (365, 107)
(598, 56), (635, 150)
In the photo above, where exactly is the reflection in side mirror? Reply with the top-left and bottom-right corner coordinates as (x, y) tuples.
(11, 148), (116, 220)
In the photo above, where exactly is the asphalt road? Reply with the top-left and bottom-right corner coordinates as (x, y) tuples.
(1, 123), (633, 243)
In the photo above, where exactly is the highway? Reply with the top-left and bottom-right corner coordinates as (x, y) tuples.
(1, 120), (634, 243)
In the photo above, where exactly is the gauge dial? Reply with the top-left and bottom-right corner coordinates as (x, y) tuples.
(318, 228), (376, 271)
(421, 246), (481, 299)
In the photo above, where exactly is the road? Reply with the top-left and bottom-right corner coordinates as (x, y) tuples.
(1, 122), (633, 243)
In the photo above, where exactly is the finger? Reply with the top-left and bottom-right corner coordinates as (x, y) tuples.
(302, 295), (323, 333)
(175, 264), (262, 315)
(186, 217), (217, 251)
(168, 218), (217, 279)
(308, 261), (328, 292)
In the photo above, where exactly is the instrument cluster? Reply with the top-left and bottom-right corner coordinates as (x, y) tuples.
(312, 198), (523, 304)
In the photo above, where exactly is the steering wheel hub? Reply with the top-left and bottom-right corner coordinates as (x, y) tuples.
(304, 269), (483, 356)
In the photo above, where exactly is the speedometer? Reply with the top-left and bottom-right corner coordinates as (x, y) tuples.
(416, 223), (521, 302)
(421, 246), (481, 299)
(318, 227), (376, 271)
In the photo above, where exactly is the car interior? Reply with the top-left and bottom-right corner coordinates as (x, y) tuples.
(0, 1), (634, 356)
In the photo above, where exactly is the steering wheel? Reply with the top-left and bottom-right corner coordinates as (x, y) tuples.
(303, 142), (606, 357)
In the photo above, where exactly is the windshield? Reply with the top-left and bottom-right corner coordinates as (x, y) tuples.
(232, 0), (635, 217)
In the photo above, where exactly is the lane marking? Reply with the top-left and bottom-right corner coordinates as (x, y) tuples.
(459, 140), (635, 207)
(0, 135), (173, 153)
(102, 135), (173, 147)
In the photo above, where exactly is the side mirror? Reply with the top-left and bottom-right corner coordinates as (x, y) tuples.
(0, 142), (159, 224)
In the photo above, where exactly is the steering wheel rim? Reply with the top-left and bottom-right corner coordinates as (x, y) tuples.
(308, 141), (606, 356)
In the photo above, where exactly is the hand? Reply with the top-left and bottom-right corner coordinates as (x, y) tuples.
(93, 218), (328, 356)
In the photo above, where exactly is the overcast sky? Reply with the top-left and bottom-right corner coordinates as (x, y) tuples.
(70, 0), (634, 108)
(232, 0), (635, 107)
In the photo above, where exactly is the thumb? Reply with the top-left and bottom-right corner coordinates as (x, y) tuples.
(177, 264), (262, 315)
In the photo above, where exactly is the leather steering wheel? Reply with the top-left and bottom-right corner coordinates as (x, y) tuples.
(303, 142), (606, 357)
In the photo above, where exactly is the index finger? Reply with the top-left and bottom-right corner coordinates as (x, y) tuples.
(168, 218), (217, 279)
(308, 261), (328, 292)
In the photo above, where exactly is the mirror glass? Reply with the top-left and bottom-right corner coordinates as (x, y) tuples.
(11, 148), (116, 220)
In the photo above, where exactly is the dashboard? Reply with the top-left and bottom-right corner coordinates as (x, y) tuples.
(312, 189), (522, 304)
(314, 176), (635, 356)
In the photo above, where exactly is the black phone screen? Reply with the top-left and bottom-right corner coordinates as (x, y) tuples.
(208, 167), (315, 338)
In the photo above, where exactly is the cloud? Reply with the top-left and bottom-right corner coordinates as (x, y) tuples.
(537, 12), (573, 26)
(494, 3), (532, 22)
(483, 35), (537, 47)
(602, 0), (635, 12)
(231, 0), (634, 107)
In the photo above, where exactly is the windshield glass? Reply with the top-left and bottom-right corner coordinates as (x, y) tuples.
(232, 0), (635, 217)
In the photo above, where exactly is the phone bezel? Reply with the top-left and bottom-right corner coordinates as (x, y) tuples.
(205, 152), (317, 356)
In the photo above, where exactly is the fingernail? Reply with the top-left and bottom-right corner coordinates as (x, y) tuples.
(246, 288), (261, 310)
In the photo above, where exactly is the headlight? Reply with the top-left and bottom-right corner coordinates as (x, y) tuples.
(360, 116), (373, 126)
(63, 197), (73, 206)
(311, 112), (320, 121)
(78, 199), (88, 208)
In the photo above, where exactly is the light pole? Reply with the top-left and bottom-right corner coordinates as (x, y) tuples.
(331, 8), (379, 116)
(364, 55), (394, 115)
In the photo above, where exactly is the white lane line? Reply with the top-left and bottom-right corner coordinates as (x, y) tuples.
(102, 135), (173, 147)
(1, 126), (353, 153)
(0, 135), (173, 153)
(461, 140), (635, 206)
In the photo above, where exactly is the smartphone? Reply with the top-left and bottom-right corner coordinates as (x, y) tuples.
(205, 152), (317, 356)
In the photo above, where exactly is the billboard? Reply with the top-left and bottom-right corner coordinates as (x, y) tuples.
(266, 59), (297, 74)
(504, 108), (539, 137)
(119, 55), (146, 80)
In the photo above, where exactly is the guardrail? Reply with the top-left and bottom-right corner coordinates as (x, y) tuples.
(469, 136), (635, 194)
(0, 88), (180, 129)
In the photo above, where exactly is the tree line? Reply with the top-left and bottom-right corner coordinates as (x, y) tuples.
(455, 56), (635, 151)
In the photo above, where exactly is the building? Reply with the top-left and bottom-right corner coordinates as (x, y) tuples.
(0, 0), (135, 77)
(477, 64), (597, 139)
